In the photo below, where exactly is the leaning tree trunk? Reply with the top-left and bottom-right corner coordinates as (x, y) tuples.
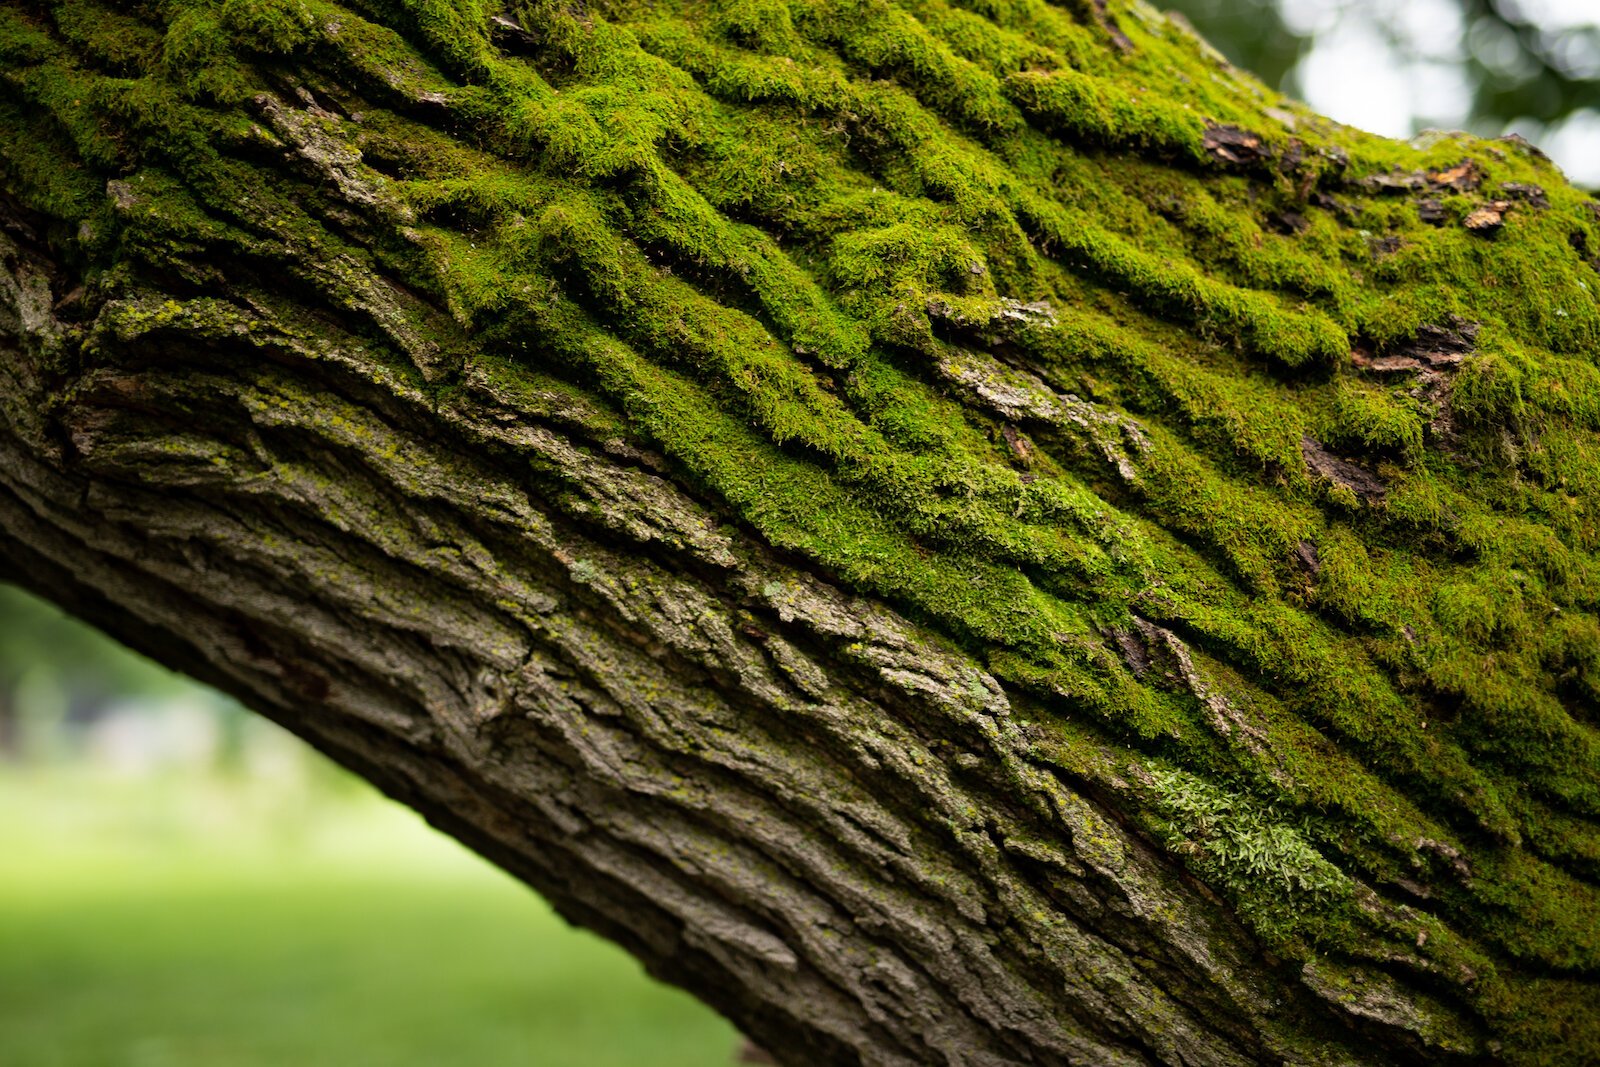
(3, 0), (1600, 1062)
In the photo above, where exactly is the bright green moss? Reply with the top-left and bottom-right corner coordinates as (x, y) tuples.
(1018, 194), (1351, 368)
(0, 96), (103, 226)
(0, 8), (55, 65)
(158, 6), (255, 102)
(51, 0), (162, 70)
(1324, 376), (1427, 459)
(1312, 525), (1379, 623)
(1006, 67), (1208, 161)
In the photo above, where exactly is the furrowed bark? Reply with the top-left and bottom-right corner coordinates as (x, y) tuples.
(3, 0), (1599, 1062)
(0, 210), (1376, 1065)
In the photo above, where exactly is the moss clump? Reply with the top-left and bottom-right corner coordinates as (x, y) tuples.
(1150, 768), (1354, 945)
(1005, 67), (1208, 160)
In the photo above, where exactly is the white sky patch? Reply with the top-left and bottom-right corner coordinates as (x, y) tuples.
(1539, 108), (1600, 187)
(1392, 0), (1467, 59)
(1298, 22), (1419, 138)
(1501, 0), (1599, 31)
(1280, 0), (1345, 36)
(1411, 61), (1476, 127)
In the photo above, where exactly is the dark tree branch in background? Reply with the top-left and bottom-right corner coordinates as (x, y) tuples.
(3, 0), (1600, 1063)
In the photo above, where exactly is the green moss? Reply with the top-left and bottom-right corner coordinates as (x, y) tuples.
(1323, 377), (1426, 460)
(1006, 67), (1208, 161)
(1148, 767), (1355, 949)
(224, 0), (320, 53)
(159, 6), (255, 103)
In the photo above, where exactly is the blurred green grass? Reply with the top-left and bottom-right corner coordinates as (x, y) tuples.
(0, 767), (739, 1067)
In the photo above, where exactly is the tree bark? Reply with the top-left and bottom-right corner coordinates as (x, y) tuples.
(3, 1), (1600, 1063)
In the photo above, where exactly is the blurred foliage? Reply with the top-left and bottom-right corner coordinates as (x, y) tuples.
(0, 583), (233, 762)
(1457, 0), (1600, 129)
(0, 769), (738, 1066)
(0, 581), (738, 1063)
(0, 583), (183, 702)
(1167, 0), (1598, 132)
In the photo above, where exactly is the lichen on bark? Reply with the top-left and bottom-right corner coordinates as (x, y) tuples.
(3, 0), (1600, 1062)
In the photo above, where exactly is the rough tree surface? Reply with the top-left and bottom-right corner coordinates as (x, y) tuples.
(3, 0), (1600, 1063)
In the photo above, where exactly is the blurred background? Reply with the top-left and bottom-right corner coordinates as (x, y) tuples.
(0, 584), (740, 1066)
(1170, 0), (1599, 188)
(2, 3), (1596, 1065)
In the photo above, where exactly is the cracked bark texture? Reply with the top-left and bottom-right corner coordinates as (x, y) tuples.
(2, 221), (1351, 1067)
(1, 222), (1368, 1065)
(4, 0), (1600, 1063)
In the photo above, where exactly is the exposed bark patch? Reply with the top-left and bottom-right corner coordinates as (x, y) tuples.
(1500, 182), (1549, 210)
(256, 93), (390, 212)
(1264, 210), (1308, 235)
(1418, 199), (1447, 226)
(1358, 168), (1427, 195)
(1572, 227), (1600, 276)
(1427, 162), (1484, 194)
(992, 297), (1058, 328)
(1497, 132), (1549, 161)
(1300, 958), (1478, 1055)
(933, 345), (1148, 483)
(925, 296), (1057, 336)
(105, 179), (141, 212)
(1309, 191), (1354, 220)
(1351, 318), (1477, 375)
(488, 12), (542, 54)
(1368, 234), (1404, 258)
(1109, 620), (1167, 682)
(1090, 0), (1134, 52)
(1416, 837), (1474, 885)
(1366, 321), (1473, 455)
(1464, 201), (1513, 234)
(737, 1042), (779, 1064)
(1401, 318), (1477, 364)
(1110, 618), (1270, 757)
(1000, 423), (1034, 465)
(1359, 161), (1482, 198)
(1203, 123), (1268, 166)
(1301, 436), (1386, 503)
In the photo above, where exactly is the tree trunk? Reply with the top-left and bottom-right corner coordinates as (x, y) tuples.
(3, 1), (1599, 1062)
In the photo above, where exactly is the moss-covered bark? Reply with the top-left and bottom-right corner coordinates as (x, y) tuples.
(2, 0), (1599, 1062)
